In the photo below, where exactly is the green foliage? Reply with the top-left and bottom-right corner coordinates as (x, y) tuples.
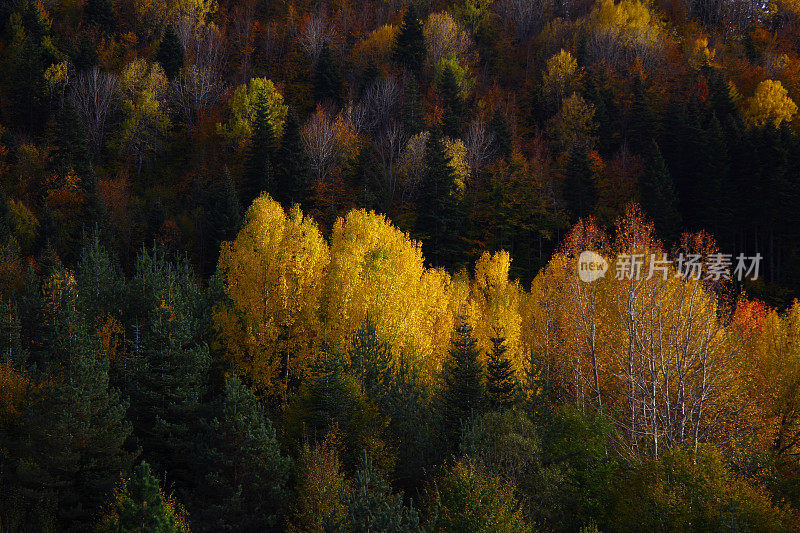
(639, 141), (680, 241)
(562, 143), (597, 221)
(97, 461), (189, 533)
(275, 109), (311, 208)
(0, 270), (134, 531)
(427, 460), (529, 532)
(485, 333), (516, 410)
(157, 25), (184, 80)
(346, 454), (421, 532)
(313, 43), (342, 103)
(441, 316), (484, 447)
(123, 247), (211, 487)
(191, 377), (292, 532)
(416, 132), (462, 267)
(241, 92), (278, 208)
(611, 446), (794, 532)
(394, 5), (425, 72)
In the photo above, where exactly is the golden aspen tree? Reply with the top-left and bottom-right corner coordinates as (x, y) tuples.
(213, 195), (329, 403)
(322, 209), (455, 379)
(469, 251), (525, 374)
(744, 79), (798, 128)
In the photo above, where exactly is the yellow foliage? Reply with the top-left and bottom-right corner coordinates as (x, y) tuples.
(323, 209), (455, 379)
(214, 195), (329, 401)
(351, 25), (399, 67)
(219, 77), (289, 141)
(744, 79), (798, 128)
(542, 49), (579, 105)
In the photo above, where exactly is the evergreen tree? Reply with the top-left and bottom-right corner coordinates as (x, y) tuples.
(313, 43), (342, 103)
(393, 5), (425, 73)
(51, 102), (91, 176)
(639, 141), (681, 242)
(241, 93), (277, 209)
(401, 78), (426, 135)
(416, 131), (462, 267)
(124, 247), (211, 489)
(275, 109), (311, 208)
(157, 25), (184, 79)
(76, 228), (125, 333)
(84, 0), (115, 31)
(437, 64), (464, 139)
(485, 332), (516, 410)
(488, 110), (512, 161)
(197, 169), (242, 273)
(346, 454), (422, 532)
(97, 461), (188, 533)
(190, 377), (291, 532)
(562, 143), (596, 221)
(626, 73), (659, 155)
(441, 316), (485, 447)
(0, 270), (134, 531)
(348, 316), (392, 397)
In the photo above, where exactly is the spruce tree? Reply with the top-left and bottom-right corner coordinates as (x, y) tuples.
(348, 316), (392, 397)
(640, 141), (681, 242)
(416, 131), (462, 267)
(275, 109), (311, 208)
(84, 0), (115, 31)
(401, 78), (426, 135)
(627, 73), (659, 155)
(76, 228), (125, 332)
(393, 5), (425, 73)
(241, 93), (277, 208)
(438, 64), (464, 139)
(97, 461), (188, 533)
(313, 43), (342, 103)
(124, 247), (211, 489)
(346, 454), (422, 532)
(441, 316), (485, 447)
(52, 102), (91, 176)
(0, 271), (134, 531)
(190, 377), (291, 532)
(563, 143), (596, 221)
(485, 332), (517, 410)
(197, 169), (242, 273)
(488, 110), (512, 161)
(157, 25), (184, 79)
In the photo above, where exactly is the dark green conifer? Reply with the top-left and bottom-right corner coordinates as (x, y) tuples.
(485, 332), (517, 410)
(393, 5), (425, 72)
(157, 25), (184, 79)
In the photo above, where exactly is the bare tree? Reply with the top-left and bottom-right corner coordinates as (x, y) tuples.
(495, 0), (548, 42)
(300, 13), (330, 67)
(354, 76), (402, 136)
(171, 18), (226, 123)
(465, 120), (495, 175)
(69, 67), (119, 157)
(302, 106), (344, 182)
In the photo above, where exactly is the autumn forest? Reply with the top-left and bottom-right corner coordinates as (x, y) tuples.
(2, 0), (800, 530)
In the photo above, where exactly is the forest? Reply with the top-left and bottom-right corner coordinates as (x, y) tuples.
(2, 0), (800, 530)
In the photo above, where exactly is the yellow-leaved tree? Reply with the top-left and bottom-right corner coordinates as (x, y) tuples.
(213, 195), (329, 404)
(322, 209), (455, 379)
(744, 79), (798, 128)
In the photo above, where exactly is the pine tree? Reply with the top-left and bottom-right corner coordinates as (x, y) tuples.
(157, 25), (184, 79)
(563, 143), (596, 221)
(488, 110), (512, 161)
(639, 141), (681, 242)
(441, 316), (484, 447)
(485, 332), (517, 410)
(97, 461), (188, 533)
(438, 64), (464, 139)
(84, 0), (115, 31)
(313, 43), (342, 103)
(0, 270), (134, 531)
(51, 102), (91, 175)
(190, 377), (291, 532)
(416, 131), (462, 267)
(400, 78), (426, 135)
(346, 454), (421, 532)
(393, 5), (425, 73)
(275, 109), (311, 208)
(627, 73), (659, 155)
(241, 93), (277, 209)
(76, 228), (125, 332)
(124, 247), (211, 489)
(197, 169), (242, 273)
(348, 316), (392, 397)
